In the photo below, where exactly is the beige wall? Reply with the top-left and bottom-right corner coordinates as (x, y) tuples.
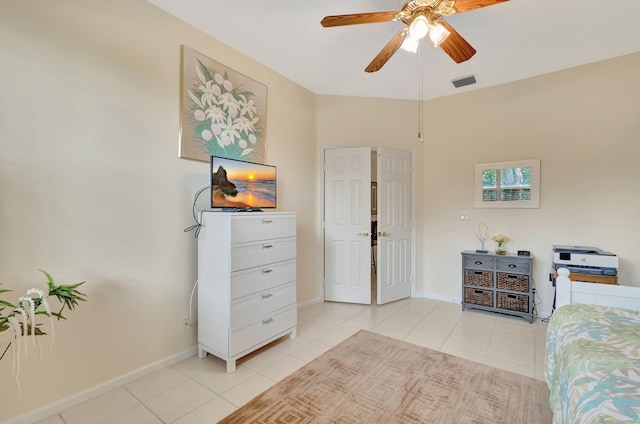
(0, 0), (317, 420)
(317, 52), (640, 317)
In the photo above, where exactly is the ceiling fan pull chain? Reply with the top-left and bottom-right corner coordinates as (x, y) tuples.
(418, 41), (425, 143)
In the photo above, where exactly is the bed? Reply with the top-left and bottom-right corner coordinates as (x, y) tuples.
(545, 268), (640, 423)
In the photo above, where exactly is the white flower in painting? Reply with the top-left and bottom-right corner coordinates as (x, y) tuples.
(249, 134), (257, 145)
(201, 129), (213, 141)
(218, 92), (239, 118)
(237, 95), (257, 119)
(211, 123), (221, 136)
(239, 139), (247, 149)
(217, 134), (232, 147)
(223, 79), (233, 92)
(214, 73), (224, 85)
(234, 116), (255, 135)
(206, 105), (226, 124)
(199, 80), (219, 106)
(220, 116), (241, 144)
(194, 110), (206, 121)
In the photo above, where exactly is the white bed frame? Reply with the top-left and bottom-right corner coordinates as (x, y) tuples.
(556, 268), (640, 311)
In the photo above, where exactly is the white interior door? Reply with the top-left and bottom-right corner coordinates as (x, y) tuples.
(324, 147), (372, 304)
(377, 147), (412, 305)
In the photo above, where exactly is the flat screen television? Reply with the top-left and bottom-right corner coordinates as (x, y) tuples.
(210, 156), (277, 210)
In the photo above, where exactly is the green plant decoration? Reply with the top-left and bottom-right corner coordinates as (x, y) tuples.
(0, 270), (86, 389)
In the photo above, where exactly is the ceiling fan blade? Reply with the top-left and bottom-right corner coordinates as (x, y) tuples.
(438, 20), (476, 63)
(365, 30), (408, 73)
(321, 12), (398, 28)
(454, 0), (508, 14)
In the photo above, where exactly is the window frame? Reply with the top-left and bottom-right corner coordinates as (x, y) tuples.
(474, 159), (540, 209)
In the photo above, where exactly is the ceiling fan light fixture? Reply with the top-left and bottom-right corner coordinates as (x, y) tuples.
(400, 35), (420, 53)
(408, 15), (429, 39)
(428, 22), (450, 47)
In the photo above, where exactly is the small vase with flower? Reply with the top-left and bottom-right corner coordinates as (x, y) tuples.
(492, 234), (509, 255)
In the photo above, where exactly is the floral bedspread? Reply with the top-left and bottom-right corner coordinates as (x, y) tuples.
(545, 303), (640, 423)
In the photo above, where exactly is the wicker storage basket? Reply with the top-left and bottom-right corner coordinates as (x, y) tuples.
(464, 287), (493, 307)
(496, 272), (529, 292)
(464, 269), (493, 288)
(496, 292), (529, 313)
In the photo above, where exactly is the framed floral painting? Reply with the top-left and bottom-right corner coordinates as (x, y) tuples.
(180, 46), (267, 163)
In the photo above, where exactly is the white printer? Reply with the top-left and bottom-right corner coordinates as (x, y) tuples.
(552, 245), (618, 276)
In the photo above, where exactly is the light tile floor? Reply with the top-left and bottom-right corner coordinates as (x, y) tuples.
(36, 298), (548, 424)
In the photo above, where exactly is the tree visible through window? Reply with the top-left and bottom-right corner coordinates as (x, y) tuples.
(482, 167), (531, 201)
(475, 159), (540, 209)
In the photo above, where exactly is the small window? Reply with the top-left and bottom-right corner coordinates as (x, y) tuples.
(475, 159), (540, 208)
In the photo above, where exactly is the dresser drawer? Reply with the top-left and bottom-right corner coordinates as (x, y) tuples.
(496, 258), (531, 273)
(230, 259), (296, 300)
(231, 214), (296, 243)
(231, 282), (296, 328)
(496, 272), (529, 292)
(464, 269), (493, 287)
(231, 238), (296, 271)
(463, 255), (494, 270)
(464, 287), (493, 307)
(229, 305), (297, 357)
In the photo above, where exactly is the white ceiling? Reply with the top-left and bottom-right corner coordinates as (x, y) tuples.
(147, 0), (640, 101)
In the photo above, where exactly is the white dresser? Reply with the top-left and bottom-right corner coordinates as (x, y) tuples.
(197, 211), (297, 372)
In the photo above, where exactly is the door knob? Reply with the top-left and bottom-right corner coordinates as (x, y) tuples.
(379, 231), (390, 237)
(358, 231), (370, 236)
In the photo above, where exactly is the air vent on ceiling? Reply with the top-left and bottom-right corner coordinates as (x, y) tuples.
(452, 75), (476, 88)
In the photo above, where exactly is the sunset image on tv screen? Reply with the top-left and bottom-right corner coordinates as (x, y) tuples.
(211, 157), (276, 209)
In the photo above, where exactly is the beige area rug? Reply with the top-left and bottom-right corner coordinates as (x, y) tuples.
(219, 330), (552, 423)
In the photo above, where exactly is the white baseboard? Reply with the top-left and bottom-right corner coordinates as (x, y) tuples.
(536, 309), (553, 320)
(3, 346), (198, 424)
(414, 292), (461, 304)
(297, 297), (322, 310)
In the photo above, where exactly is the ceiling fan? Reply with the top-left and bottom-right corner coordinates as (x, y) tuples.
(321, 0), (508, 73)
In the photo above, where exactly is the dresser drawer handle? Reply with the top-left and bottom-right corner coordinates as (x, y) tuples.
(474, 289), (483, 294)
(262, 268), (273, 274)
(508, 264), (517, 268)
(262, 318), (274, 325)
(262, 244), (274, 249)
(474, 271), (483, 275)
(507, 274), (518, 279)
(261, 293), (273, 300)
(474, 261), (483, 265)
(507, 294), (517, 299)
(262, 219), (273, 224)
